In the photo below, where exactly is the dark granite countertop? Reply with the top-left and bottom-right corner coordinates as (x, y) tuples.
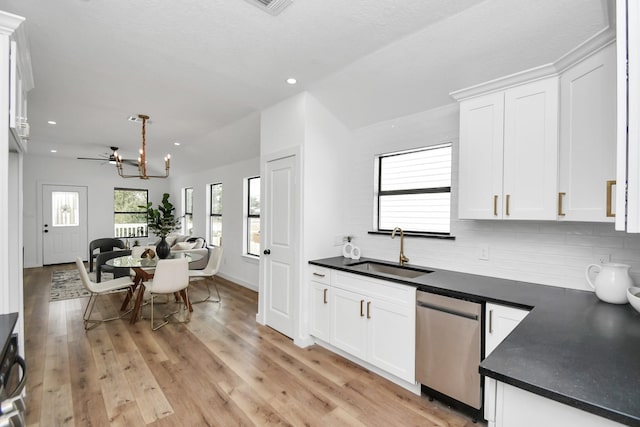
(309, 257), (640, 426)
(0, 312), (18, 358)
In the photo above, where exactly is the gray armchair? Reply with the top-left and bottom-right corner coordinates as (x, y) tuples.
(95, 249), (132, 283)
(89, 238), (125, 272)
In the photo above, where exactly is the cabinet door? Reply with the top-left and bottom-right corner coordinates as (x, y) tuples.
(496, 382), (626, 427)
(503, 77), (559, 220)
(559, 44), (617, 222)
(458, 92), (505, 219)
(309, 281), (331, 342)
(485, 303), (529, 357)
(331, 287), (367, 360)
(366, 297), (415, 382)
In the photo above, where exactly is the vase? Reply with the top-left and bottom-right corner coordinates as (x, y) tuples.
(156, 237), (171, 259)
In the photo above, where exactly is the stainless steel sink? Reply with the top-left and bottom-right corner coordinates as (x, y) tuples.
(347, 261), (432, 279)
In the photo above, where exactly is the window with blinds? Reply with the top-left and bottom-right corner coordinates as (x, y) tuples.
(377, 143), (452, 234)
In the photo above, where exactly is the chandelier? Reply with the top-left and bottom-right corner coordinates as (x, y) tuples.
(115, 114), (170, 179)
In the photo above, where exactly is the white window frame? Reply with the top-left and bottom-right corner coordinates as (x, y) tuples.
(209, 182), (222, 247)
(244, 176), (260, 257)
(183, 187), (193, 236)
(374, 143), (452, 235)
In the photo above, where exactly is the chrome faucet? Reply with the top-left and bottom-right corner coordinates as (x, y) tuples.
(391, 227), (409, 266)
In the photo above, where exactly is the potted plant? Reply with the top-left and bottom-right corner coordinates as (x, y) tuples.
(142, 193), (181, 259)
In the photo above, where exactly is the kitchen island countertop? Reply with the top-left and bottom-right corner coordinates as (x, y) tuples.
(309, 256), (640, 426)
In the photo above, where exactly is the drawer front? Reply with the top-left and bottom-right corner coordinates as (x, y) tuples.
(332, 270), (414, 307)
(309, 265), (331, 285)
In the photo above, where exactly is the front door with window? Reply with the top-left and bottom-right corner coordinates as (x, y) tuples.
(42, 184), (88, 265)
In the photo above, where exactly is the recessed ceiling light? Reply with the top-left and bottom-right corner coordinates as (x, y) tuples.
(286, 78), (297, 85)
(173, 142), (181, 146)
(47, 120), (57, 125)
(50, 149), (57, 153)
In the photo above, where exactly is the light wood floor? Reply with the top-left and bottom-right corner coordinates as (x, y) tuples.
(23, 264), (482, 426)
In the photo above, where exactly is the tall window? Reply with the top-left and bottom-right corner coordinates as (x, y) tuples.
(376, 143), (452, 234)
(209, 183), (222, 246)
(247, 176), (261, 256)
(114, 188), (148, 238)
(184, 187), (193, 236)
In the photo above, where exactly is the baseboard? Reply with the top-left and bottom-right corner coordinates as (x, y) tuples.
(217, 272), (258, 292)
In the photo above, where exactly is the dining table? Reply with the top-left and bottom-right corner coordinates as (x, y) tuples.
(106, 252), (203, 324)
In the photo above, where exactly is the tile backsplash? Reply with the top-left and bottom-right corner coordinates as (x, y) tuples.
(342, 103), (640, 291)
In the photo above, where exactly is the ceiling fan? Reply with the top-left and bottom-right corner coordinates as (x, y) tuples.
(77, 146), (137, 166)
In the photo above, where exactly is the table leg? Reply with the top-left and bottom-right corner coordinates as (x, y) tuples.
(130, 283), (147, 324)
(121, 274), (141, 311)
(178, 289), (193, 312)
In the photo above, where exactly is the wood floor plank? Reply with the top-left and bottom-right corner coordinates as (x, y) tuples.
(116, 350), (173, 423)
(22, 265), (483, 427)
(88, 327), (138, 421)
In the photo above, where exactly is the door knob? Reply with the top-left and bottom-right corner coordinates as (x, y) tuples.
(263, 249), (271, 255)
(43, 230), (48, 233)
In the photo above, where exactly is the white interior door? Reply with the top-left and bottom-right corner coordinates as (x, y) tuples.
(263, 154), (297, 338)
(42, 184), (88, 265)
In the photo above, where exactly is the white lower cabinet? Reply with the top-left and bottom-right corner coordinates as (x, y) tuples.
(494, 382), (626, 427)
(310, 268), (416, 383)
(331, 287), (368, 360)
(309, 279), (331, 342)
(485, 302), (530, 357)
(484, 303), (529, 426)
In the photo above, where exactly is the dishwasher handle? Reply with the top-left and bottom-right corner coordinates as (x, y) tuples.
(417, 300), (479, 321)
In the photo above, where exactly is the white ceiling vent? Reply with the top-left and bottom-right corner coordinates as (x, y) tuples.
(245, 0), (293, 16)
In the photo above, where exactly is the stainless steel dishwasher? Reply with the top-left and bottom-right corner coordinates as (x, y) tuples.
(416, 290), (482, 412)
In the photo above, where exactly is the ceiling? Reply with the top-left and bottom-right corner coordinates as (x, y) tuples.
(0, 0), (611, 175)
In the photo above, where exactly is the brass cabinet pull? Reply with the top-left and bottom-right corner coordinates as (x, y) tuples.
(360, 300), (364, 317)
(505, 194), (510, 216)
(323, 288), (328, 304)
(489, 309), (493, 333)
(493, 195), (498, 216)
(313, 272), (325, 278)
(606, 180), (616, 217)
(367, 301), (371, 319)
(558, 192), (566, 217)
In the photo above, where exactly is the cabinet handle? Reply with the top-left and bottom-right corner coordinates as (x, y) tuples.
(493, 195), (498, 216)
(505, 194), (510, 216)
(606, 180), (616, 217)
(313, 272), (326, 278)
(489, 309), (493, 333)
(323, 288), (328, 304)
(558, 192), (566, 217)
(360, 300), (364, 317)
(367, 301), (371, 319)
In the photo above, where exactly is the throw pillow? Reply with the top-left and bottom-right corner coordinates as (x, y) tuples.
(173, 241), (196, 251)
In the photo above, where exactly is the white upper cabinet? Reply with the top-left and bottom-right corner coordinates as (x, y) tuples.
(616, 0), (640, 232)
(559, 43), (617, 222)
(458, 93), (505, 219)
(503, 78), (559, 220)
(458, 77), (559, 220)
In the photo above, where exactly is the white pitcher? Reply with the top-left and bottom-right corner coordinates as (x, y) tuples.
(585, 263), (633, 304)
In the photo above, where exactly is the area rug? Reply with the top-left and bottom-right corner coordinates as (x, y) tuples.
(50, 270), (113, 302)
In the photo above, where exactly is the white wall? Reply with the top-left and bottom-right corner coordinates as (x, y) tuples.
(303, 93), (349, 261)
(23, 155), (170, 267)
(343, 103), (640, 291)
(169, 156), (260, 290)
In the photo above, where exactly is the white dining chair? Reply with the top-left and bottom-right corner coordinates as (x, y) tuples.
(145, 257), (190, 330)
(188, 246), (223, 303)
(75, 257), (135, 330)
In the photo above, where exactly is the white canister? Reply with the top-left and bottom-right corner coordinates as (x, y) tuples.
(342, 242), (354, 258)
(351, 246), (361, 260)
